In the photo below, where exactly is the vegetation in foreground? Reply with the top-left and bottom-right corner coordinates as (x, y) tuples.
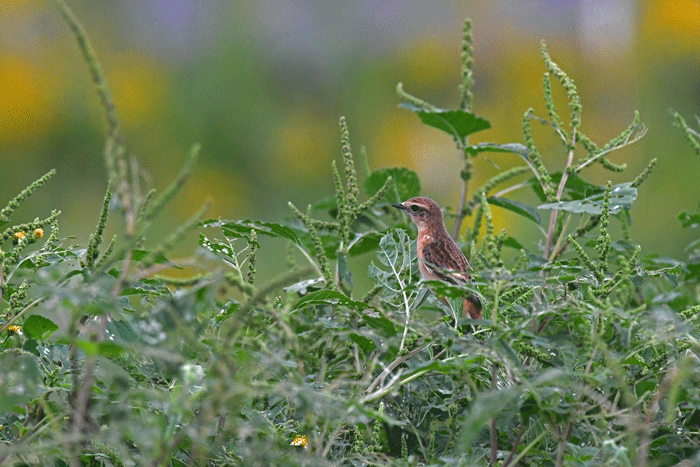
(1, 4), (700, 466)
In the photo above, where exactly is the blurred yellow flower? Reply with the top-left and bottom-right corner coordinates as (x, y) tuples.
(0, 55), (56, 144)
(291, 434), (307, 447)
(644, 0), (700, 46)
(110, 56), (167, 128)
(33, 228), (44, 239)
(273, 110), (335, 183)
(8, 325), (22, 334)
(14, 231), (26, 241)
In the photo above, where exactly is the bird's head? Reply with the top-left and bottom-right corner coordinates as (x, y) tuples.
(391, 196), (443, 230)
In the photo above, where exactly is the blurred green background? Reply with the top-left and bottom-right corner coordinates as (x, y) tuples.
(1, 0), (699, 262)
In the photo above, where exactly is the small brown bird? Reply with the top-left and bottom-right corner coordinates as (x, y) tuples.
(392, 197), (482, 320)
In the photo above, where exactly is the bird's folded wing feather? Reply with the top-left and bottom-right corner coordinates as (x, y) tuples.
(421, 241), (472, 285)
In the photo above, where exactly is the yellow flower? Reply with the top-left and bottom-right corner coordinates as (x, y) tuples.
(8, 325), (22, 334)
(14, 231), (26, 241)
(33, 228), (44, 239)
(291, 434), (307, 447)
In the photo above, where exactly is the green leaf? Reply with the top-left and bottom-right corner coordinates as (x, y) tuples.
(23, 315), (59, 341)
(502, 236), (524, 250)
(120, 278), (171, 297)
(347, 231), (383, 256)
(487, 196), (541, 225)
(465, 142), (530, 158)
(97, 341), (126, 358)
(460, 386), (520, 447)
(0, 351), (41, 412)
(293, 289), (371, 311)
(108, 319), (138, 343)
(74, 340), (125, 357)
(399, 103), (491, 141)
(337, 251), (353, 294)
(130, 249), (169, 264)
(201, 219), (301, 245)
(284, 278), (325, 295)
(530, 172), (603, 203)
(362, 313), (398, 337)
(365, 168), (420, 203)
(349, 332), (377, 353)
(679, 211), (700, 229)
(538, 183), (637, 215)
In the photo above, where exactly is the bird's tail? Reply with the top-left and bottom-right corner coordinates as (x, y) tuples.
(463, 293), (482, 320)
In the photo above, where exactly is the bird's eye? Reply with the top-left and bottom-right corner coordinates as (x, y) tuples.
(409, 205), (423, 213)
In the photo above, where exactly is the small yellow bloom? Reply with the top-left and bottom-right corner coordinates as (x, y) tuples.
(8, 325), (22, 334)
(33, 228), (44, 239)
(291, 434), (307, 447)
(14, 231), (26, 241)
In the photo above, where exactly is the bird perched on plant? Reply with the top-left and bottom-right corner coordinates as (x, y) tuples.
(392, 197), (482, 320)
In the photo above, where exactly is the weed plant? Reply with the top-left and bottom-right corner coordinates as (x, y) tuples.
(1, 4), (699, 467)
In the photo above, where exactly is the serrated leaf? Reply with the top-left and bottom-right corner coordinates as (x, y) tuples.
(199, 233), (237, 265)
(487, 196), (541, 225)
(538, 183), (637, 215)
(23, 315), (59, 341)
(365, 168), (420, 203)
(399, 103), (491, 141)
(362, 313), (397, 337)
(200, 219), (301, 245)
(349, 332), (377, 353)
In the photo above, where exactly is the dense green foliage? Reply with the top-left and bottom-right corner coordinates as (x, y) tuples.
(1, 5), (699, 467)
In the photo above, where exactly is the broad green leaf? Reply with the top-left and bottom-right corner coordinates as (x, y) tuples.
(108, 319), (138, 343)
(201, 219), (301, 245)
(502, 236), (524, 250)
(23, 315), (59, 341)
(399, 103), (491, 141)
(362, 313), (398, 337)
(130, 249), (170, 264)
(460, 386), (520, 447)
(487, 196), (541, 225)
(365, 167), (420, 203)
(97, 341), (126, 358)
(349, 332), (377, 353)
(538, 183), (637, 215)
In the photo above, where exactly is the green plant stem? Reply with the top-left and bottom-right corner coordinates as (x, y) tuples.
(544, 129), (577, 258)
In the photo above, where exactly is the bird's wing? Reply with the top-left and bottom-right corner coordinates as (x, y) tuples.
(421, 240), (472, 285)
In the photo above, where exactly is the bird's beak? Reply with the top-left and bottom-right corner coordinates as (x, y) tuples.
(391, 203), (405, 211)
